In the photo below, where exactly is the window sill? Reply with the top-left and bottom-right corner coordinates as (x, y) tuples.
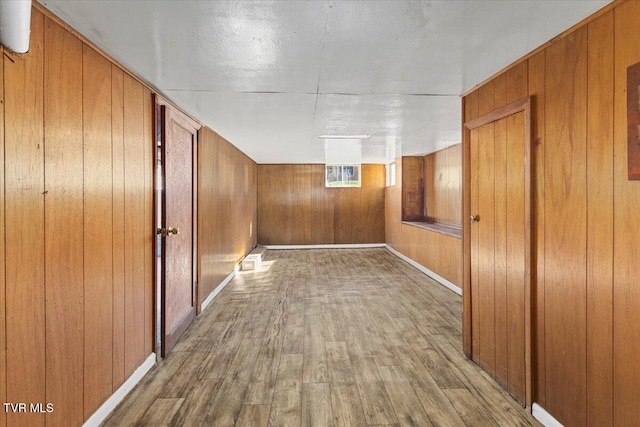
(402, 220), (462, 239)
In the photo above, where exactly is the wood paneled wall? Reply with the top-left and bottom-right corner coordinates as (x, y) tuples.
(1, 8), (154, 426)
(386, 157), (462, 286)
(463, 2), (640, 425)
(401, 156), (425, 221)
(198, 127), (257, 305)
(424, 144), (462, 226)
(257, 164), (385, 245)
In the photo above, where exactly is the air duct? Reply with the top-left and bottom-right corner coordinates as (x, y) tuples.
(0, 0), (32, 54)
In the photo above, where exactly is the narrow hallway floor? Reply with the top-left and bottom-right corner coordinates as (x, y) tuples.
(104, 248), (539, 426)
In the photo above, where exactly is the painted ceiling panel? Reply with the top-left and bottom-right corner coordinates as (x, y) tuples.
(39, 0), (610, 163)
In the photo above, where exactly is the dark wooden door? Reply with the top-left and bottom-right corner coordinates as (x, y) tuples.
(160, 104), (199, 356)
(466, 99), (531, 406)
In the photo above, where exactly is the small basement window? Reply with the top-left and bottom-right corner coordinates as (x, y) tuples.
(325, 164), (361, 188)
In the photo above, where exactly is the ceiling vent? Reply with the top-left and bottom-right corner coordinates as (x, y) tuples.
(0, 0), (32, 54)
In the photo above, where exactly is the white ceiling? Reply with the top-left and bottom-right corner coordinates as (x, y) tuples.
(39, 0), (610, 164)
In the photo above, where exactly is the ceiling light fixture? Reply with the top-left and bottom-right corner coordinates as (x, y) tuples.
(318, 134), (371, 139)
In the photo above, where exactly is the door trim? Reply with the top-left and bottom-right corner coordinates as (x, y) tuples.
(462, 96), (532, 407)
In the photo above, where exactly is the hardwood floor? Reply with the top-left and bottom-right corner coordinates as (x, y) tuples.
(104, 249), (539, 426)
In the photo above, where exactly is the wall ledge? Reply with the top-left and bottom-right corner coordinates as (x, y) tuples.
(532, 403), (564, 427)
(385, 244), (462, 295)
(83, 353), (156, 427)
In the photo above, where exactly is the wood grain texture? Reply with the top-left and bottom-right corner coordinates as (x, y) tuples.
(257, 164), (384, 245)
(144, 88), (154, 356)
(0, 45), (5, 427)
(613, 2), (640, 425)
(111, 65), (127, 391)
(123, 73), (146, 376)
(83, 44), (115, 417)
(402, 156), (425, 221)
(527, 50), (546, 407)
(544, 27), (588, 427)
(104, 249), (537, 427)
(424, 145), (462, 227)
(4, 10), (46, 426)
(198, 127), (257, 306)
(44, 19), (84, 426)
(586, 11), (614, 427)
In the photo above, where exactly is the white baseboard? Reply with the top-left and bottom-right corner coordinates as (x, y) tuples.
(532, 403), (564, 427)
(83, 353), (156, 427)
(384, 244), (462, 296)
(201, 268), (237, 312)
(265, 243), (385, 250)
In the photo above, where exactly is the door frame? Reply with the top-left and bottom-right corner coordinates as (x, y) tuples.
(155, 95), (200, 357)
(462, 96), (533, 407)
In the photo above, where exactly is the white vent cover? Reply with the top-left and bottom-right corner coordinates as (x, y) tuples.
(0, 0), (32, 54)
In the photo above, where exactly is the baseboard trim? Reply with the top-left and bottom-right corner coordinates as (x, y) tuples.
(265, 243), (386, 250)
(384, 244), (462, 295)
(83, 353), (156, 427)
(532, 403), (564, 427)
(201, 267), (238, 312)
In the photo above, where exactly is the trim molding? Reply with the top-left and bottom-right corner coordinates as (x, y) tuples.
(83, 353), (156, 427)
(532, 403), (564, 427)
(266, 243), (385, 250)
(201, 268), (237, 312)
(384, 244), (462, 295)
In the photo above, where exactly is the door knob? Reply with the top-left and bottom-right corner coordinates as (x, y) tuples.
(157, 227), (181, 236)
(470, 215), (480, 223)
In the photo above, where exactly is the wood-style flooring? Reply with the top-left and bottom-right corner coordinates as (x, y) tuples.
(104, 248), (540, 426)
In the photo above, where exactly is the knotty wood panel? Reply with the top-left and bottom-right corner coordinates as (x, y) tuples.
(4, 10), (46, 426)
(83, 45), (114, 417)
(123, 73), (146, 376)
(198, 127), (257, 306)
(402, 157), (425, 221)
(257, 164), (384, 245)
(586, 11), (614, 427)
(0, 45), (5, 427)
(112, 65), (126, 391)
(613, 2), (640, 425)
(44, 19), (84, 426)
(424, 145), (462, 227)
(544, 27), (588, 427)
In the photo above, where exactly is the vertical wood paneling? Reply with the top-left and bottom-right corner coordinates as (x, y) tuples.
(123, 74), (146, 376)
(198, 128), (257, 304)
(478, 81), (495, 116)
(4, 10), (46, 426)
(402, 157), (425, 221)
(0, 45), (5, 427)
(258, 164), (384, 245)
(544, 27), (588, 427)
(111, 66), (126, 390)
(506, 61), (528, 103)
(143, 88), (154, 355)
(423, 145), (462, 226)
(469, 128), (480, 356)
(477, 123), (496, 374)
(506, 113), (526, 404)
(586, 11), (614, 427)
(83, 45), (114, 417)
(528, 50), (546, 407)
(613, 2), (640, 425)
(44, 18), (84, 426)
(493, 116), (508, 387)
